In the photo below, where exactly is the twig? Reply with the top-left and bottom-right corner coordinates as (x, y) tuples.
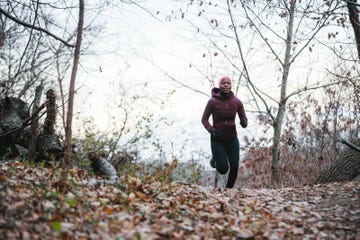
(340, 139), (360, 152)
(342, 0), (360, 7)
(0, 7), (75, 47)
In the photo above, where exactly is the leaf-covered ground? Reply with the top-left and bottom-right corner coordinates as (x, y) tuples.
(0, 161), (359, 239)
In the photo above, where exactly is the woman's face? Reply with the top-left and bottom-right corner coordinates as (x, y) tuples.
(219, 78), (232, 93)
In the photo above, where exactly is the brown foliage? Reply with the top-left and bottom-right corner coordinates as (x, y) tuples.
(0, 160), (358, 239)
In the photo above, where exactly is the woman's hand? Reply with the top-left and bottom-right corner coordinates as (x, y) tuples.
(211, 129), (223, 138)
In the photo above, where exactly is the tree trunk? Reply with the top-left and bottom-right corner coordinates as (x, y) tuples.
(28, 84), (43, 162)
(36, 90), (63, 161)
(271, 121), (281, 186)
(347, 0), (360, 60)
(0, 29), (5, 48)
(62, 0), (84, 181)
(271, 1), (295, 187)
(214, 171), (219, 188)
(314, 139), (360, 184)
(44, 89), (56, 133)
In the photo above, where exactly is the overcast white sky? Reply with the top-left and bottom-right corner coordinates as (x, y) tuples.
(71, 1), (218, 162)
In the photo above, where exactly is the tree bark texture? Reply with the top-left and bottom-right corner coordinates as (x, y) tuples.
(28, 84), (43, 162)
(0, 95), (63, 161)
(63, 0), (84, 168)
(36, 89), (63, 161)
(0, 29), (5, 48)
(314, 139), (360, 184)
(214, 171), (219, 188)
(347, 0), (360, 61)
(0, 97), (30, 157)
(271, 1), (295, 187)
(44, 89), (56, 133)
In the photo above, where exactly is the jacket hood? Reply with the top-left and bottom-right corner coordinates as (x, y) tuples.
(211, 87), (234, 99)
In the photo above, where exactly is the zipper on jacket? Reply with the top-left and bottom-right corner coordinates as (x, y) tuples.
(225, 100), (228, 125)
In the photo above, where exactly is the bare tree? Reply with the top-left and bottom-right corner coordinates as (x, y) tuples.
(230, 0), (356, 186)
(346, 0), (360, 60)
(0, 0), (106, 167)
(169, 0), (354, 186)
(0, 1), (77, 99)
(62, 0), (84, 180)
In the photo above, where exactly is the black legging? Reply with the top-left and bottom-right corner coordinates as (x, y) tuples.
(211, 136), (239, 188)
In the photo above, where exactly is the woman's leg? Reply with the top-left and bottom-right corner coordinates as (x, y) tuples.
(225, 137), (239, 188)
(211, 138), (229, 174)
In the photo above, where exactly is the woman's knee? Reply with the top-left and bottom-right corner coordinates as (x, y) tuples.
(217, 166), (228, 174)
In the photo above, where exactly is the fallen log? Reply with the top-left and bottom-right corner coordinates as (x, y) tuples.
(314, 139), (360, 184)
(0, 97), (30, 158)
(0, 91), (63, 161)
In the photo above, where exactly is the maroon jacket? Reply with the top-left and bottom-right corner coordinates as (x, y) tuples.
(201, 88), (248, 142)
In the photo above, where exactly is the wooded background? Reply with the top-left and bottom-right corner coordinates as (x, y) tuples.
(0, 0), (359, 188)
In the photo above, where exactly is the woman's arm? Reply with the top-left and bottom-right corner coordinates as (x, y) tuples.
(201, 100), (215, 133)
(238, 101), (248, 128)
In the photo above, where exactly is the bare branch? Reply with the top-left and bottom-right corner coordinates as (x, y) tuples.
(342, 0), (360, 7)
(285, 78), (352, 101)
(127, 0), (164, 23)
(290, 2), (340, 63)
(341, 139), (360, 152)
(107, 105), (129, 162)
(240, 1), (283, 66)
(0, 7), (75, 47)
(227, 0), (276, 123)
(147, 58), (209, 97)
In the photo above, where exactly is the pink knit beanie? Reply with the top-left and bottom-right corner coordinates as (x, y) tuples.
(218, 76), (231, 86)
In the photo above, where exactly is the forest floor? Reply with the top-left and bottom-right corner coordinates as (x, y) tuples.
(0, 160), (359, 240)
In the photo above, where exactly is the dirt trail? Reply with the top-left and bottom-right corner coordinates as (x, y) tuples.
(0, 161), (359, 239)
